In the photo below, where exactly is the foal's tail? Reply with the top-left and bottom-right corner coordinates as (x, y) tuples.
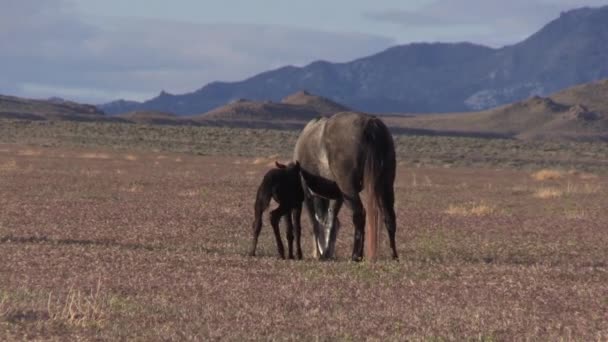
(362, 117), (396, 261)
(249, 179), (273, 256)
(254, 180), (273, 220)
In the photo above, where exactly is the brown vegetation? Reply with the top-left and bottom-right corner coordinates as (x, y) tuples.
(1, 135), (607, 339)
(2, 119), (608, 173)
(531, 169), (565, 181)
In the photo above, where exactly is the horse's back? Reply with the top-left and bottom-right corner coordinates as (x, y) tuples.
(294, 116), (332, 180)
(323, 112), (372, 193)
(294, 112), (374, 194)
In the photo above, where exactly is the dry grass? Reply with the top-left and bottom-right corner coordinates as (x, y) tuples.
(2, 119), (608, 174)
(445, 201), (496, 216)
(17, 149), (42, 157)
(80, 168), (102, 177)
(47, 280), (109, 328)
(0, 159), (17, 172)
(565, 181), (602, 195)
(531, 169), (564, 181)
(533, 187), (563, 199)
(410, 173), (433, 187)
(577, 172), (599, 180)
(120, 182), (144, 193)
(527, 179), (602, 199)
(511, 184), (531, 195)
(564, 209), (588, 220)
(177, 189), (200, 197)
(252, 154), (281, 165)
(530, 182), (601, 199)
(80, 152), (110, 159)
(0, 293), (8, 318)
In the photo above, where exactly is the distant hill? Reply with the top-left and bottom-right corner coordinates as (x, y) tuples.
(0, 94), (107, 121)
(551, 79), (608, 113)
(100, 5), (608, 115)
(198, 99), (317, 122)
(387, 79), (608, 141)
(102, 99), (141, 115)
(118, 111), (197, 126)
(196, 91), (350, 122)
(280, 90), (350, 115)
(0, 90), (349, 128)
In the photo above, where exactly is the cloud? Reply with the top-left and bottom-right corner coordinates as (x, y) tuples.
(0, 0), (97, 57)
(364, 0), (607, 47)
(0, 1), (394, 103)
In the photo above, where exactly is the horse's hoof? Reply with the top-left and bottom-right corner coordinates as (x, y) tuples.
(351, 255), (363, 262)
(319, 253), (334, 261)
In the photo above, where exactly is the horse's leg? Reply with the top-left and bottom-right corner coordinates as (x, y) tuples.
(286, 210), (295, 259)
(292, 205), (303, 260)
(382, 185), (398, 260)
(344, 194), (365, 262)
(270, 206), (287, 259)
(303, 196), (321, 258)
(306, 196), (331, 258)
(249, 202), (265, 257)
(323, 198), (343, 259)
(314, 197), (336, 260)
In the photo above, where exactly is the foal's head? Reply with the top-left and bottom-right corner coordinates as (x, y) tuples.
(274, 161), (303, 192)
(274, 160), (300, 172)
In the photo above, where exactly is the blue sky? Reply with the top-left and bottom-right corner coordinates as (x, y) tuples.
(1, 0), (605, 103)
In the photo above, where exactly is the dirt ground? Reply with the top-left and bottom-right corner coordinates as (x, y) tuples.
(1, 143), (607, 340)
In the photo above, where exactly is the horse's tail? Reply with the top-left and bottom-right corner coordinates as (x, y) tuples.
(362, 117), (396, 261)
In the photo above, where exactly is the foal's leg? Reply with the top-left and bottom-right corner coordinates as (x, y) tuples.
(270, 206), (287, 259)
(249, 202), (265, 256)
(285, 210), (295, 259)
(344, 194), (366, 262)
(292, 206), (303, 259)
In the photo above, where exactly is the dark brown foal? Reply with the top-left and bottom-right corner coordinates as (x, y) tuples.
(249, 161), (304, 259)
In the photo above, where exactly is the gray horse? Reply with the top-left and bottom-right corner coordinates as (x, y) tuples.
(294, 112), (398, 261)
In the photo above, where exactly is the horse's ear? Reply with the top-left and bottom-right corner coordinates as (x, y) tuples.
(275, 161), (286, 169)
(294, 161), (301, 170)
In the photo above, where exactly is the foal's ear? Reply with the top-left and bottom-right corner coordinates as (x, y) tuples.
(275, 161), (287, 169)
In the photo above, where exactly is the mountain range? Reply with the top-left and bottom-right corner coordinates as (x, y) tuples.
(4, 78), (608, 141)
(115, 90), (349, 127)
(100, 5), (608, 116)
